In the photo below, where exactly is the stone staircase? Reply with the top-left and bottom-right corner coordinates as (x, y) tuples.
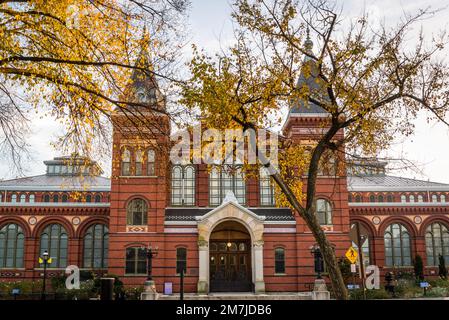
(158, 292), (313, 300)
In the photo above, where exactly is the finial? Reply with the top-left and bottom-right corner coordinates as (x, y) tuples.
(304, 26), (313, 52)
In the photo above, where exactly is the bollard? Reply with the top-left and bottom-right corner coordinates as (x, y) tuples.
(100, 278), (115, 300)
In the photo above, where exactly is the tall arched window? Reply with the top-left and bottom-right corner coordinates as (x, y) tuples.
(83, 224), (109, 268)
(171, 165), (196, 206)
(401, 194), (406, 203)
(11, 194), (17, 203)
(135, 150), (143, 176)
(425, 223), (449, 266)
(126, 198), (148, 226)
(29, 194), (35, 203)
(94, 194), (101, 203)
(147, 149), (155, 176)
(53, 194), (59, 203)
(409, 195), (415, 203)
(209, 166), (245, 206)
(260, 167), (275, 206)
(316, 199), (332, 225)
(121, 149), (131, 176)
(387, 194), (394, 202)
(355, 194), (361, 203)
(384, 223), (411, 266)
(274, 247), (286, 274)
(176, 247), (187, 274)
(85, 194), (92, 203)
(417, 195), (423, 203)
(20, 194), (26, 203)
(61, 193), (68, 203)
(378, 195), (384, 202)
(369, 194), (375, 202)
(39, 224), (68, 268)
(441, 195), (447, 203)
(43, 194), (50, 202)
(0, 224), (24, 268)
(432, 194), (438, 203)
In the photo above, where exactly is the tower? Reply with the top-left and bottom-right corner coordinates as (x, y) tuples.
(108, 46), (170, 286)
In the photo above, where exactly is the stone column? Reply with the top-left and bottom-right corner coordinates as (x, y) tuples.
(253, 240), (265, 293)
(197, 240), (209, 294)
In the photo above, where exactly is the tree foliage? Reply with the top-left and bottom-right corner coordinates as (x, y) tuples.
(0, 0), (189, 173)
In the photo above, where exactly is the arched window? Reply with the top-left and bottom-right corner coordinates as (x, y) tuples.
(348, 194), (352, 203)
(369, 194), (375, 202)
(147, 149), (155, 176)
(11, 194), (17, 203)
(425, 223), (449, 266)
(125, 247), (146, 274)
(43, 194), (50, 202)
(53, 194), (59, 203)
(355, 194), (361, 203)
(121, 149), (131, 176)
(29, 194), (35, 203)
(39, 224), (68, 268)
(171, 165), (196, 206)
(176, 247), (187, 274)
(432, 194), (438, 203)
(0, 224), (24, 268)
(441, 195), (446, 203)
(274, 247), (286, 274)
(0, 193), (2, 202)
(384, 223), (411, 267)
(20, 194), (26, 203)
(94, 194), (101, 203)
(401, 194), (406, 203)
(85, 194), (92, 203)
(83, 224), (109, 268)
(61, 193), (68, 203)
(135, 150), (143, 176)
(378, 195), (384, 203)
(209, 166), (245, 206)
(409, 195), (415, 203)
(126, 199), (148, 226)
(260, 167), (275, 206)
(417, 195), (423, 203)
(316, 199), (332, 225)
(387, 194), (394, 202)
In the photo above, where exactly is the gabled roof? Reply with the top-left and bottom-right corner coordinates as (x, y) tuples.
(0, 174), (111, 191)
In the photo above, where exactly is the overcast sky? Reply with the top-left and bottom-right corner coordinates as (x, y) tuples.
(1, 0), (448, 183)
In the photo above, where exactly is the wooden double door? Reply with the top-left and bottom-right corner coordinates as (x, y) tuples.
(209, 240), (252, 292)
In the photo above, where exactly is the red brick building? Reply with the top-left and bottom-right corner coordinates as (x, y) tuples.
(1, 45), (448, 295)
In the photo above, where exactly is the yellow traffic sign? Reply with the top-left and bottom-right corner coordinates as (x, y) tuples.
(345, 246), (358, 264)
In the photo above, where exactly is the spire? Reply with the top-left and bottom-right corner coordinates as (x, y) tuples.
(304, 26), (313, 53)
(125, 25), (164, 109)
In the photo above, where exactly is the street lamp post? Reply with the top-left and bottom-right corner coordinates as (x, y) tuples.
(145, 245), (158, 281)
(140, 244), (159, 300)
(40, 250), (50, 300)
(309, 244), (330, 300)
(310, 245), (324, 279)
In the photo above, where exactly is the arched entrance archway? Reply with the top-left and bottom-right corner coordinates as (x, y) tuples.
(209, 221), (252, 292)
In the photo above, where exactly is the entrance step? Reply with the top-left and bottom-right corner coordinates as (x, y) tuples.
(158, 292), (313, 300)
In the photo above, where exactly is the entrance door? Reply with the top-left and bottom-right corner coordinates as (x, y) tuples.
(209, 240), (252, 292)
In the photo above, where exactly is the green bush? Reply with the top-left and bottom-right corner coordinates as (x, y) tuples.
(413, 255), (424, 281)
(349, 289), (390, 300)
(428, 278), (449, 289)
(426, 287), (448, 297)
(0, 280), (42, 295)
(125, 286), (144, 300)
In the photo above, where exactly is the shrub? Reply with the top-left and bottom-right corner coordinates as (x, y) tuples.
(438, 254), (448, 279)
(349, 289), (390, 300)
(426, 287), (448, 297)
